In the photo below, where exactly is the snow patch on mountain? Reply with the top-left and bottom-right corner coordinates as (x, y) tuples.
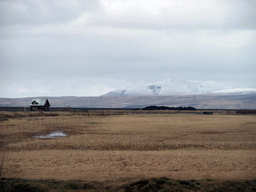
(103, 79), (250, 96)
(213, 88), (256, 94)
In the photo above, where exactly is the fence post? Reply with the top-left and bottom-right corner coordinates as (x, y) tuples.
(0, 142), (7, 178)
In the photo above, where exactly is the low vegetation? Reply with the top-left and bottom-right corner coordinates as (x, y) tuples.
(0, 111), (60, 122)
(1, 177), (256, 192)
(0, 110), (256, 191)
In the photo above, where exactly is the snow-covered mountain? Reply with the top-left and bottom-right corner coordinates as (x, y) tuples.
(103, 79), (256, 96)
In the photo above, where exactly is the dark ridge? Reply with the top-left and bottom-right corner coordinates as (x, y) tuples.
(1, 178), (255, 192)
(141, 106), (196, 110)
(236, 110), (256, 114)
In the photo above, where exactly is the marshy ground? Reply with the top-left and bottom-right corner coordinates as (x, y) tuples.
(0, 110), (256, 191)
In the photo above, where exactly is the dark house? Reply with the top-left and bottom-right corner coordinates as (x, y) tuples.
(29, 98), (50, 111)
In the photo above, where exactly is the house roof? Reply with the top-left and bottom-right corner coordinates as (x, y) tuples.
(29, 98), (50, 106)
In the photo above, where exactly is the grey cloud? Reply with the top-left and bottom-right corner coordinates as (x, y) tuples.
(0, 0), (101, 26)
(90, 0), (256, 30)
(1, 0), (255, 29)
(0, 0), (256, 98)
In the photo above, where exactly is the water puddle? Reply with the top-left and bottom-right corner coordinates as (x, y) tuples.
(35, 131), (67, 139)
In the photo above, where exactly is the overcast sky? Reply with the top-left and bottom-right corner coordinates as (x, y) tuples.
(1, 0), (256, 98)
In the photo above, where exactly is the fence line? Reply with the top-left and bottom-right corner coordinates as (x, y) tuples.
(0, 117), (83, 131)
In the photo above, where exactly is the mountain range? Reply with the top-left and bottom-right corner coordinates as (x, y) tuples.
(1, 79), (256, 109)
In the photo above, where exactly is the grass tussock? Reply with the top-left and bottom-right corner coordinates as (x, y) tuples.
(119, 177), (256, 192)
(6, 141), (256, 151)
(1, 178), (256, 192)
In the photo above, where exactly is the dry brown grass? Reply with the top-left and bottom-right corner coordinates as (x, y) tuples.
(0, 112), (256, 181)
(3, 150), (256, 181)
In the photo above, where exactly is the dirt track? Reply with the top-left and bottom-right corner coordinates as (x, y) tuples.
(1, 113), (256, 181)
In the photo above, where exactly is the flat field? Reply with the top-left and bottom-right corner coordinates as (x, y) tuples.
(0, 111), (256, 182)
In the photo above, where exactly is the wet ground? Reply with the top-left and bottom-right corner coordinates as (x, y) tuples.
(34, 131), (67, 139)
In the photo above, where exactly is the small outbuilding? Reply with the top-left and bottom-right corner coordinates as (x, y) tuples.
(29, 98), (50, 111)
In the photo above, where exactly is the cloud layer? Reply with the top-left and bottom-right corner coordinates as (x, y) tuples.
(1, 0), (256, 98)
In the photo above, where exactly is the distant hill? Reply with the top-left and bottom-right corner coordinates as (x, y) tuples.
(1, 93), (256, 109)
(142, 106), (196, 110)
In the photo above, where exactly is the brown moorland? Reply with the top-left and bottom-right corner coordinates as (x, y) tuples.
(0, 111), (256, 183)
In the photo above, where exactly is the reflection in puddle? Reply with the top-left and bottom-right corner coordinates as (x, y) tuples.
(35, 131), (66, 139)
